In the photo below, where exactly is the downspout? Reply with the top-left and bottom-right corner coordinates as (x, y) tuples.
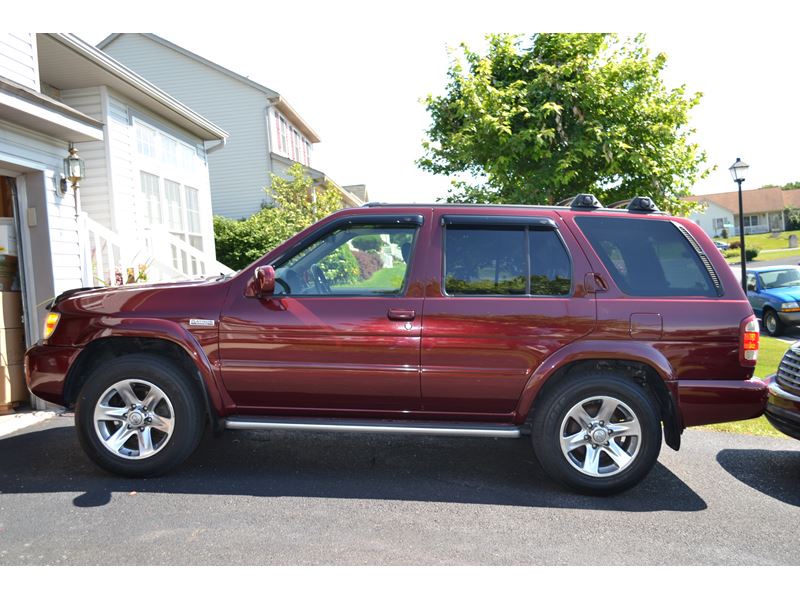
(265, 103), (276, 206)
(205, 138), (226, 155)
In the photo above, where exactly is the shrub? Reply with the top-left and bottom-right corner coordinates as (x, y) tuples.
(351, 235), (383, 253)
(213, 163), (343, 271)
(720, 229), (728, 239)
(353, 249), (382, 280)
(745, 247), (760, 261)
(319, 246), (360, 285)
(785, 208), (800, 231)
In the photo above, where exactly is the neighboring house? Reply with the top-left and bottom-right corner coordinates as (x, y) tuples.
(686, 187), (800, 238)
(0, 33), (230, 409)
(97, 33), (364, 220)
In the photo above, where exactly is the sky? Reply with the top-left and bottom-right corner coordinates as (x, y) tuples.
(38, 0), (800, 203)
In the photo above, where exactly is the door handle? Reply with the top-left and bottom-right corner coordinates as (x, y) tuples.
(387, 308), (416, 321)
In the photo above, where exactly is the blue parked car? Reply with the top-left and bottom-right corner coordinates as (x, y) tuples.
(746, 265), (800, 336)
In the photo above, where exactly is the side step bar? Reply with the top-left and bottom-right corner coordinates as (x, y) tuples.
(224, 416), (522, 438)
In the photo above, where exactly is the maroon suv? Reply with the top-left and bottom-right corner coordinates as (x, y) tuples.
(24, 196), (767, 495)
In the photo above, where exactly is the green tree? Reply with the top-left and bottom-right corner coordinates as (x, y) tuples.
(418, 33), (710, 214)
(213, 163), (344, 270)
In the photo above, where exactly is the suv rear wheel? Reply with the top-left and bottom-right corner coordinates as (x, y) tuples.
(531, 373), (662, 495)
(75, 354), (205, 477)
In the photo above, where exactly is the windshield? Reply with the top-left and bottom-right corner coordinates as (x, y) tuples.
(758, 268), (800, 289)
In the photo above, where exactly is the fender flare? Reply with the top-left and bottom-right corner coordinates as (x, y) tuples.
(515, 339), (677, 424)
(71, 317), (229, 422)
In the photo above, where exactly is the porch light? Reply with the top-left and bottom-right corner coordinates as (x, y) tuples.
(64, 145), (85, 189)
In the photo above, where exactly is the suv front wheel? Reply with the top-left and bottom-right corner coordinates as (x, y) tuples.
(531, 373), (662, 495)
(75, 354), (205, 477)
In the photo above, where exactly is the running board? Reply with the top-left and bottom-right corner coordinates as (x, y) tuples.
(224, 416), (522, 438)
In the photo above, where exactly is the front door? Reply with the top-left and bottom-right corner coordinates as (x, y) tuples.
(218, 215), (425, 416)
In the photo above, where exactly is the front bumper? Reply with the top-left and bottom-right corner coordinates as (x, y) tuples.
(765, 374), (800, 440)
(24, 342), (83, 407)
(677, 378), (767, 427)
(777, 311), (800, 325)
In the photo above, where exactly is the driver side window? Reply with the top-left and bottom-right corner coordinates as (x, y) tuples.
(274, 224), (418, 296)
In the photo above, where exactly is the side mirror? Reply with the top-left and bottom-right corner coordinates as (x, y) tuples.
(246, 265), (275, 297)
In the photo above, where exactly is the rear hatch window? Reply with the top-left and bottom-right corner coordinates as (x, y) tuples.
(575, 216), (721, 297)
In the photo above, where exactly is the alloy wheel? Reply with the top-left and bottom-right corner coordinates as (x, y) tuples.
(93, 379), (175, 460)
(559, 395), (642, 478)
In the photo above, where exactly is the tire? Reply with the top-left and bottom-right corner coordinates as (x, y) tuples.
(763, 309), (784, 337)
(531, 373), (662, 495)
(75, 354), (206, 477)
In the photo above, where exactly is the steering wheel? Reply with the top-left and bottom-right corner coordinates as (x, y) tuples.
(311, 264), (332, 294)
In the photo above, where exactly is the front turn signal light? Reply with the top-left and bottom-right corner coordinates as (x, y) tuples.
(43, 312), (60, 340)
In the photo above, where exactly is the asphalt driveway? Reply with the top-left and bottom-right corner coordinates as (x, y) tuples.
(0, 415), (798, 565)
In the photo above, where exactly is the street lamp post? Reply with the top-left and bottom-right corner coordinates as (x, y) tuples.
(729, 158), (749, 292)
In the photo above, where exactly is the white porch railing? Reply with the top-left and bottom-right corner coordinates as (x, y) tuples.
(78, 213), (232, 287)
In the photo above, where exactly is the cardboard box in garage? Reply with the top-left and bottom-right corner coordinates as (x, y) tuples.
(0, 364), (27, 415)
(0, 326), (25, 367)
(0, 291), (22, 329)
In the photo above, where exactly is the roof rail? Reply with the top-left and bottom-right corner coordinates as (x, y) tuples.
(606, 199), (629, 209)
(567, 194), (603, 210)
(627, 196), (659, 213)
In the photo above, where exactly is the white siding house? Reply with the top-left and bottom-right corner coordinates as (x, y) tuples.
(0, 33), (230, 410)
(686, 187), (798, 239)
(98, 33), (364, 219)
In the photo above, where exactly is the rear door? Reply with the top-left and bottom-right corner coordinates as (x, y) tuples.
(420, 211), (597, 418)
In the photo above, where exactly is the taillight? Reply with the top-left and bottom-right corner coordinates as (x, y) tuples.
(740, 315), (759, 367)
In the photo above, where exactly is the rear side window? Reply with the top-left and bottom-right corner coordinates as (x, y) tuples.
(575, 216), (718, 297)
(444, 226), (572, 296)
(445, 228), (527, 295)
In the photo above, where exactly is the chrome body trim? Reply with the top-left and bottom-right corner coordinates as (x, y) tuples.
(223, 417), (521, 438)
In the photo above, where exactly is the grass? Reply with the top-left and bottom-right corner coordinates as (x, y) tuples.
(717, 230), (800, 264)
(696, 335), (789, 437)
(346, 265), (407, 291)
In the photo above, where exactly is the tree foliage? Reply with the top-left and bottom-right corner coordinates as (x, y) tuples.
(213, 163), (344, 270)
(418, 33), (709, 214)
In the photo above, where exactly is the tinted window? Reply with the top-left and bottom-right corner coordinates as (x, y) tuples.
(444, 226), (572, 296)
(274, 225), (417, 296)
(530, 229), (571, 295)
(445, 228), (526, 295)
(576, 217), (717, 297)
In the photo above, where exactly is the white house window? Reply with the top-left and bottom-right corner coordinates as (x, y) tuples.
(140, 171), (161, 224)
(179, 143), (196, 170)
(136, 123), (157, 157)
(743, 215), (760, 227)
(161, 134), (178, 166)
(279, 116), (288, 153)
(165, 179), (183, 231)
(186, 186), (202, 250)
(713, 217), (727, 230)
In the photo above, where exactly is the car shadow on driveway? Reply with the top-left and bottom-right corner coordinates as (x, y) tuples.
(0, 418), (707, 512)
(716, 448), (800, 507)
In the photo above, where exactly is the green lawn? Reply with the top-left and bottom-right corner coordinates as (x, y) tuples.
(348, 265), (407, 291)
(696, 335), (789, 437)
(717, 230), (800, 264)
